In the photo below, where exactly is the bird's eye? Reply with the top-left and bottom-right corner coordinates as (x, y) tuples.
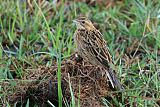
(81, 21), (85, 24)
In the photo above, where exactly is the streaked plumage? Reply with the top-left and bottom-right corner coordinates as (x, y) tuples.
(73, 17), (124, 90)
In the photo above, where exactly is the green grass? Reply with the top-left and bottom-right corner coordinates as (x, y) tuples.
(0, 0), (160, 106)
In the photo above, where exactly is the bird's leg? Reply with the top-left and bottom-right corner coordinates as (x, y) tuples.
(96, 66), (106, 77)
(86, 65), (97, 76)
(80, 66), (96, 82)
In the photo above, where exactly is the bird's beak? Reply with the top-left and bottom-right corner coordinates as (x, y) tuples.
(73, 19), (79, 24)
(73, 19), (83, 29)
(73, 19), (78, 24)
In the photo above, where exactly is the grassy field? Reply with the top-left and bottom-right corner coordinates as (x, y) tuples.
(0, 0), (160, 106)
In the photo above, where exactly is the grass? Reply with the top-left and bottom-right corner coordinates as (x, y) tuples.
(0, 0), (160, 106)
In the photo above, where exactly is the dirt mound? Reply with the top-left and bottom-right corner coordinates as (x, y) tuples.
(2, 54), (123, 107)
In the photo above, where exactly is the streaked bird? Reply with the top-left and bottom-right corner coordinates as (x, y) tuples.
(73, 17), (124, 90)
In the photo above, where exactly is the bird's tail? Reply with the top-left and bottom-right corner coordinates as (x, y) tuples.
(106, 68), (124, 91)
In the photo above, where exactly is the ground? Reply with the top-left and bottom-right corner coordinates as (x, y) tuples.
(0, 0), (160, 107)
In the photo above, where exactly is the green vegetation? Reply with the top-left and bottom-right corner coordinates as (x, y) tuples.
(0, 0), (160, 106)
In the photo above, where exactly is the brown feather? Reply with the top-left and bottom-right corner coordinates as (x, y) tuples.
(74, 17), (124, 90)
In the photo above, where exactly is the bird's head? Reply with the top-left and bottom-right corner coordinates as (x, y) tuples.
(73, 17), (95, 30)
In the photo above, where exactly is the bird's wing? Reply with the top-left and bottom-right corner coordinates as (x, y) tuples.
(76, 29), (124, 90)
(87, 30), (113, 68)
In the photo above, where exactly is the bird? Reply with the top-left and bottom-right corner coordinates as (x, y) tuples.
(73, 17), (124, 90)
